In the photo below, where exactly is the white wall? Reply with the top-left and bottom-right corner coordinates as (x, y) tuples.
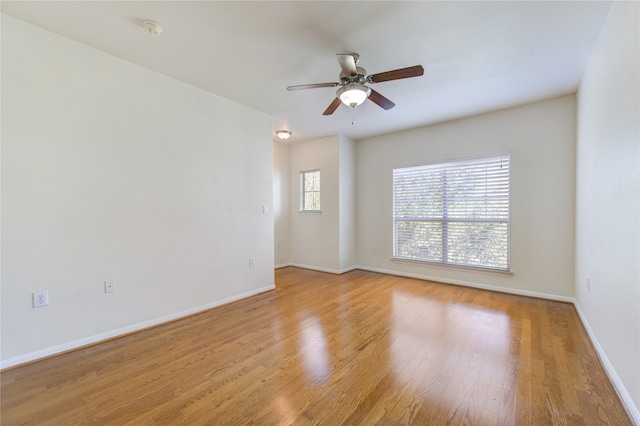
(576, 1), (639, 418)
(356, 95), (576, 299)
(1, 15), (274, 366)
(278, 135), (355, 273)
(273, 142), (291, 267)
(289, 136), (340, 271)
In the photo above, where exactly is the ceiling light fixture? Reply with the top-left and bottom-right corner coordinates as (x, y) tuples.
(275, 130), (292, 140)
(143, 20), (163, 36)
(337, 83), (371, 108)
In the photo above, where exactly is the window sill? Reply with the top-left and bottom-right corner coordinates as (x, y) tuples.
(391, 257), (513, 276)
(299, 210), (322, 214)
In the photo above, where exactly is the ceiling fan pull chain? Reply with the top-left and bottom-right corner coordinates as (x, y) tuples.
(351, 106), (355, 125)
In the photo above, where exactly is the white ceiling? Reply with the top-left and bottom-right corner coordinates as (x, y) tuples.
(2, 1), (612, 144)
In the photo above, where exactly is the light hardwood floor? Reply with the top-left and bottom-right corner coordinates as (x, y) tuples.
(1, 267), (632, 425)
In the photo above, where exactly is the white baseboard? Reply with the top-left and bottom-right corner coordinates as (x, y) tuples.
(281, 263), (573, 302)
(573, 302), (640, 425)
(1, 284), (275, 370)
(354, 265), (575, 303)
(275, 262), (292, 269)
(288, 263), (358, 275)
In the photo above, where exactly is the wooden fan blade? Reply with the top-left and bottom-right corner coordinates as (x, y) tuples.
(368, 89), (395, 110)
(287, 82), (339, 91)
(336, 54), (357, 76)
(323, 97), (342, 115)
(368, 65), (424, 83)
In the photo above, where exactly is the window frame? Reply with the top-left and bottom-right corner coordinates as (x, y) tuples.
(392, 154), (511, 272)
(300, 169), (321, 213)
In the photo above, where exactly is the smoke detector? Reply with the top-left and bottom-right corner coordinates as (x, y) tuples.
(143, 20), (163, 36)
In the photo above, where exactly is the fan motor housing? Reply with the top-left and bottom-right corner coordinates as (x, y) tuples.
(339, 66), (368, 85)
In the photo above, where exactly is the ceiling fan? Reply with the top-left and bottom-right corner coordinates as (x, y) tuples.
(287, 53), (424, 116)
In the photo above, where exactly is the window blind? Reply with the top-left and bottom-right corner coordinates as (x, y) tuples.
(393, 155), (510, 271)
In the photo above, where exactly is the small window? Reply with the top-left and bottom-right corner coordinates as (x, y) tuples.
(300, 170), (321, 212)
(393, 155), (510, 271)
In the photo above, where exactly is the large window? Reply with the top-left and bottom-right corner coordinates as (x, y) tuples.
(300, 170), (321, 212)
(393, 155), (510, 271)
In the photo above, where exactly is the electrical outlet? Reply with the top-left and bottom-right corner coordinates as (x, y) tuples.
(262, 205), (269, 215)
(33, 291), (48, 308)
(249, 258), (255, 267)
(105, 280), (115, 293)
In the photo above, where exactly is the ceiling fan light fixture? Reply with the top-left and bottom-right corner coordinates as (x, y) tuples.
(275, 130), (292, 140)
(337, 83), (371, 108)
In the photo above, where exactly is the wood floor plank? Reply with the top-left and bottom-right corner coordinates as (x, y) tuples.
(1, 267), (632, 425)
